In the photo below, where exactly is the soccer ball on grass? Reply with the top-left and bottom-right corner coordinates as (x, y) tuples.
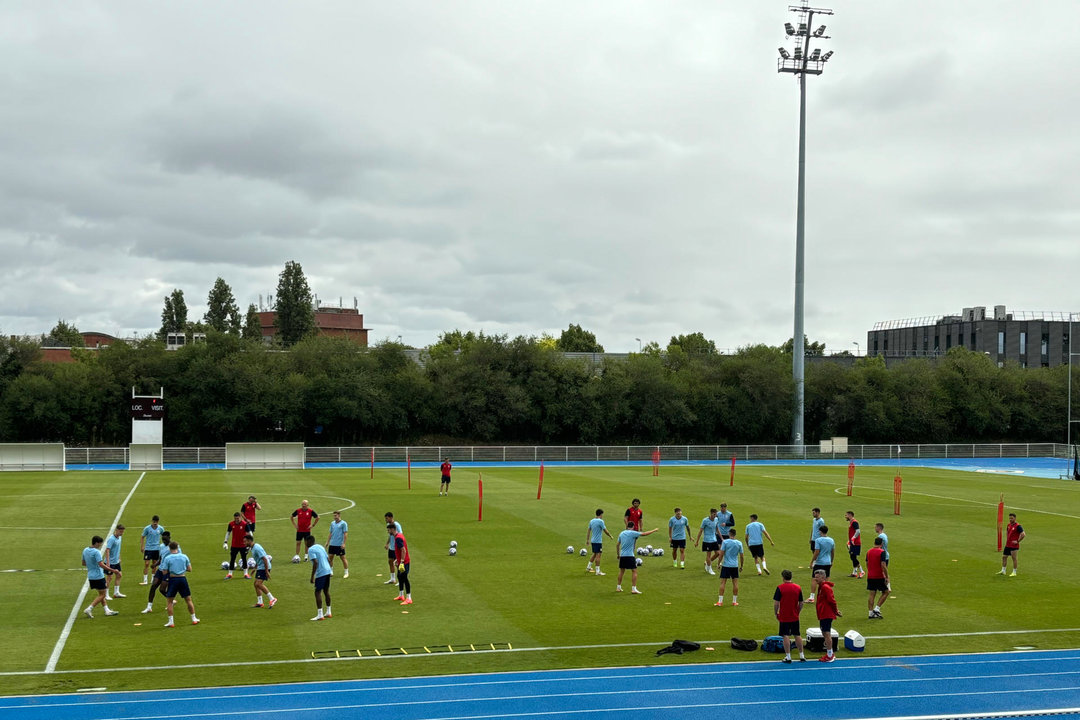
(449, 547), (457, 556)
(566, 546), (574, 554)
(291, 555), (301, 563)
(220, 561), (230, 571)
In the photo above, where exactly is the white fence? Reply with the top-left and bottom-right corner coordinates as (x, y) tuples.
(57, 442), (1074, 467)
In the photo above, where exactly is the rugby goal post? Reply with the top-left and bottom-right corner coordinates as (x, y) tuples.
(0, 443), (66, 471)
(225, 442), (305, 470)
(129, 443), (163, 471)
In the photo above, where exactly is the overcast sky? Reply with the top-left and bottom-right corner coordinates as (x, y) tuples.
(1, 1), (1076, 353)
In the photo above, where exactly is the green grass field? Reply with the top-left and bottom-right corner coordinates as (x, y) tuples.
(1, 464), (1077, 696)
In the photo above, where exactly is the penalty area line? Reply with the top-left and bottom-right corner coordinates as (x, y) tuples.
(44, 472), (147, 673)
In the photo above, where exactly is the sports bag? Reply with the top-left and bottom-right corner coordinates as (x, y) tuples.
(730, 637), (758, 651)
(762, 635), (785, 653)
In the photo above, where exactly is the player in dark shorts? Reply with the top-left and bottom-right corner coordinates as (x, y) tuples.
(773, 569), (806, 662)
(999, 513), (1026, 576)
(439, 458), (452, 496)
(291, 500), (320, 561)
(866, 536), (889, 619)
(142, 531), (173, 614)
(241, 495), (261, 533)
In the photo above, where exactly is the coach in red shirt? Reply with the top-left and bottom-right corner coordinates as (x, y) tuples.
(773, 570), (806, 663)
(292, 500), (320, 560)
(241, 495), (261, 533)
(999, 513), (1026, 576)
(814, 568), (842, 662)
(223, 512), (250, 579)
(866, 537), (890, 619)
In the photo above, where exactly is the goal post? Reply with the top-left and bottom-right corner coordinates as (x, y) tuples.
(225, 443), (305, 470)
(129, 443), (163, 471)
(0, 443), (66, 471)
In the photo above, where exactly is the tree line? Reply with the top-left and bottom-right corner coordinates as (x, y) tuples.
(0, 329), (1072, 447)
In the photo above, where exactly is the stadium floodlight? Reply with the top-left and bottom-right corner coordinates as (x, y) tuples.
(785, 22), (795, 35)
(777, 1), (834, 447)
(779, 47), (791, 59)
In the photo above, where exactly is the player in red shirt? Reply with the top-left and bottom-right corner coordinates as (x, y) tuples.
(439, 458), (452, 496)
(389, 524), (412, 605)
(291, 500), (320, 561)
(999, 512), (1026, 576)
(624, 498), (643, 531)
(845, 511), (863, 579)
(814, 568), (842, 662)
(223, 512), (250, 579)
(241, 495), (261, 534)
(773, 569), (806, 663)
(866, 537), (890, 619)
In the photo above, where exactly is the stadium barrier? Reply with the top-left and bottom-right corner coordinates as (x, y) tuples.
(129, 443), (163, 471)
(225, 442), (305, 470)
(0, 443), (65, 471)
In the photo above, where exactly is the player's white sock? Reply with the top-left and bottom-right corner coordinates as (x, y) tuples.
(808, 593), (815, 601)
(874, 605), (880, 612)
(733, 595), (738, 604)
(406, 593), (411, 599)
(762, 561), (768, 571)
(316, 609), (324, 618)
(718, 595), (724, 604)
(799, 650), (805, 659)
(326, 605), (332, 615)
(390, 574), (397, 582)
(586, 562), (593, 570)
(785, 652), (791, 660)
(827, 648), (833, 658)
(755, 562), (761, 573)
(267, 593), (275, 602)
(142, 575), (148, 584)
(616, 584), (622, 591)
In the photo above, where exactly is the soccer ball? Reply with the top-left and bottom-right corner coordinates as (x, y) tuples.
(637, 547), (648, 556)
(449, 540), (458, 548)
(449, 547), (457, 556)
(644, 545), (653, 553)
(635, 557), (644, 567)
(656, 548), (665, 556)
(579, 548), (587, 556)
(291, 555), (301, 563)
(220, 561), (229, 571)
(246, 558), (256, 569)
(566, 546), (574, 554)
(651, 549), (661, 556)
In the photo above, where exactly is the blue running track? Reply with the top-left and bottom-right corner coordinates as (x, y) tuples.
(3, 649), (1079, 720)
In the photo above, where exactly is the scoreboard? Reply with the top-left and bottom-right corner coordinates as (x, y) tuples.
(131, 397), (165, 421)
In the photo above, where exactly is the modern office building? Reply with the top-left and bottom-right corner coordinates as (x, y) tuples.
(868, 305), (1075, 368)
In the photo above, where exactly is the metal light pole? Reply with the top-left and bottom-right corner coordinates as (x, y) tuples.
(778, 2), (833, 446)
(853, 341), (860, 357)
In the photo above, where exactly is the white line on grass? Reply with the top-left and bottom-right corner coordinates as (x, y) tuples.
(44, 472), (146, 674)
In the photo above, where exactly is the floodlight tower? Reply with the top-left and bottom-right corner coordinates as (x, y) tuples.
(778, 2), (833, 446)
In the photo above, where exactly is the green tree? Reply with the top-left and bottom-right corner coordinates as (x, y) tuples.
(273, 261), (315, 347)
(43, 319), (84, 347)
(556, 324), (604, 352)
(242, 304), (263, 341)
(781, 335), (826, 356)
(158, 289), (188, 341)
(204, 277), (240, 334)
(667, 332), (716, 355)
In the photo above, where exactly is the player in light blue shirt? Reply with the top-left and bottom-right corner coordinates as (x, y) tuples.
(82, 535), (119, 618)
(715, 529), (744, 607)
(105, 525), (126, 599)
(305, 536), (333, 621)
(586, 509), (614, 575)
(875, 523), (889, 563)
(668, 508), (690, 569)
(326, 511), (350, 579)
(159, 542), (198, 627)
(744, 514), (775, 576)
(695, 509), (722, 575)
(140, 516), (165, 585)
(810, 508), (825, 554)
(616, 521), (659, 594)
(717, 503), (735, 538)
(809, 525), (836, 602)
(244, 534), (277, 608)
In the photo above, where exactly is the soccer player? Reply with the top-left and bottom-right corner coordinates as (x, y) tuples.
(439, 457), (452, 496)
(695, 508), (722, 575)
(139, 515), (165, 585)
(305, 535), (333, 620)
(616, 521), (659, 594)
(384, 512), (402, 585)
(223, 512), (250, 579)
(875, 522), (891, 590)
(82, 535), (119, 618)
(846, 511), (864, 578)
(141, 531), (174, 613)
(291, 500), (320, 561)
(326, 511), (349, 579)
(244, 534), (277, 608)
(999, 512), (1026, 576)
(668, 508), (690, 569)
(866, 536), (889, 619)
(809, 507), (825, 555)
(809, 525), (835, 603)
(586, 508), (614, 575)
(105, 524), (126, 600)
(241, 495), (261, 534)
(715, 528), (744, 607)
(814, 568), (841, 662)
(160, 541), (199, 627)
(389, 523), (413, 605)
(717, 502), (735, 539)
(774, 569), (806, 663)
(624, 498), (643, 531)
(744, 513), (775, 576)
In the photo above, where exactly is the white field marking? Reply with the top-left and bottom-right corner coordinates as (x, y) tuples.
(92, 685), (1080, 720)
(163, 494), (359, 528)
(44, 472), (146, 674)
(9, 668), (1080, 712)
(4, 634), (1080, 680)
(762, 473), (1080, 520)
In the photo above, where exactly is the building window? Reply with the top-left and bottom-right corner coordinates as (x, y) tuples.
(1042, 332), (1049, 365)
(873, 337), (878, 355)
(1019, 331), (1026, 356)
(959, 332), (964, 349)
(997, 330), (1005, 356)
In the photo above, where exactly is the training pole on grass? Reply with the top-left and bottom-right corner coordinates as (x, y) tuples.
(893, 475), (902, 516)
(997, 493), (1005, 551)
(652, 447), (660, 477)
(407, 454), (411, 490)
(729, 456), (736, 487)
(536, 461), (544, 499)
(846, 459), (855, 496)
(478, 474), (483, 522)
(370, 448), (375, 479)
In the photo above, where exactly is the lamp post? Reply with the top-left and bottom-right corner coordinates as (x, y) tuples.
(779, 1), (833, 446)
(853, 341), (860, 357)
(635, 337), (642, 352)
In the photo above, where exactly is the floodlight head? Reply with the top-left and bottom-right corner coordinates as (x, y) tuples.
(793, 46), (803, 59)
(778, 47), (791, 59)
(785, 22), (795, 35)
(821, 50), (833, 61)
(813, 25), (827, 37)
(798, 23), (807, 36)
(809, 49), (821, 61)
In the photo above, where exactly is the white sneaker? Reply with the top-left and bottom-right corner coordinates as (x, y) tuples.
(303, 555), (308, 561)
(343, 571), (349, 579)
(141, 606), (153, 614)
(595, 570), (606, 576)
(631, 588), (642, 594)
(311, 615), (324, 621)
(113, 592), (126, 598)
(83, 608), (93, 619)
(707, 567), (716, 575)
(105, 595), (113, 601)
(164, 620), (174, 628)
(105, 609), (119, 616)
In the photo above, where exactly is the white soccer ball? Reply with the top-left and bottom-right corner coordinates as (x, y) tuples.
(579, 548), (587, 556)
(645, 545), (653, 553)
(635, 557), (644, 567)
(449, 540), (458, 548)
(291, 555), (301, 564)
(637, 547), (648, 556)
(246, 558), (256, 569)
(566, 546), (575, 554)
(449, 547), (457, 556)
(651, 548), (662, 557)
(657, 548), (665, 556)
(220, 561), (229, 570)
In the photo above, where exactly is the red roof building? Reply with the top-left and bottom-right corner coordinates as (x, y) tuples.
(257, 307), (369, 345)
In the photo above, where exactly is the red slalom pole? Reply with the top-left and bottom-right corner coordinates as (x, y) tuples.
(407, 454), (411, 490)
(729, 456), (736, 487)
(847, 459), (855, 497)
(537, 461), (545, 500)
(996, 493), (1005, 551)
(652, 448), (660, 477)
(478, 474), (484, 522)
(893, 475), (902, 516)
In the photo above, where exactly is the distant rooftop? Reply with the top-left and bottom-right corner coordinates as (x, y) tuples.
(873, 306), (1076, 331)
